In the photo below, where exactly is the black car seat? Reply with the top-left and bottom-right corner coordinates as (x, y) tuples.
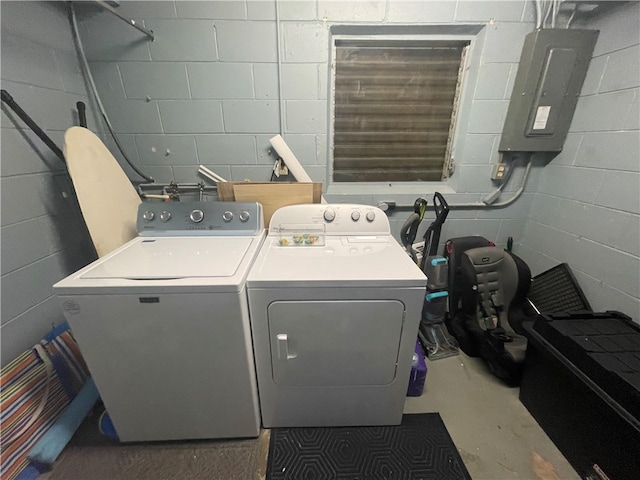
(458, 246), (531, 385)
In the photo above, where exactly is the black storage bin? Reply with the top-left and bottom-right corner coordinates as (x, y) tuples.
(520, 312), (640, 480)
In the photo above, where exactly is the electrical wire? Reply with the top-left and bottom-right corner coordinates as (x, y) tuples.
(68, 2), (154, 183)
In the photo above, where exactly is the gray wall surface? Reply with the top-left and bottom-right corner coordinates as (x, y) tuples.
(1, 1), (97, 366)
(0, 1), (638, 367)
(520, 1), (640, 321)
(76, 0), (540, 255)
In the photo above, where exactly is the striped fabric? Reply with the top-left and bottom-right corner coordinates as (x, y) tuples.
(1, 327), (89, 480)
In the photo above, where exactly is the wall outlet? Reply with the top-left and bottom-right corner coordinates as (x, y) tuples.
(491, 163), (507, 181)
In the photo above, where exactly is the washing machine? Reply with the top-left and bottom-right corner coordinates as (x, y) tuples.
(54, 201), (265, 442)
(247, 203), (428, 427)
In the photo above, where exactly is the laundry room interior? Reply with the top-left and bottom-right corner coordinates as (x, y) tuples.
(1, 1), (639, 479)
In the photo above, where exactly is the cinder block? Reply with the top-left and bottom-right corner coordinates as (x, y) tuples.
(196, 135), (258, 164)
(106, 98), (164, 134)
(576, 131), (640, 172)
(120, 62), (190, 99)
(600, 45), (640, 92)
(253, 64), (279, 99)
(2, 34), (63, 90)
(481, 23), (530, 63)
(595, 170), (640, 213)
(537, 165), (602, 204)
(55, 52), (86, 95)
(529, 193), (560, 226)
(570, 90), (636, 132)
(459, 134), (496, 165)
(159, 100), (224, 134)
(386, 0), (455, 23)
(188, 63), (254, 99)
(0, 128), (59, 177)
(455, 1), (526, 22)
(1, 219), (50, 276)
(222, 100), (280, 133)
(247, 0), (275, 20)
(116, 1), (177, 19)
(281, 64), (319, 100)
(215, 21), (277, 62)
(590, 2), (640, 57)
(466, 99), (509, 134)
(176, 1), (246, 19)
(283, 23), (330, 63)
(173, 165), (231, 184)
(285, 100), (327, 133)
(135, 135), (198, 165)
(318, 0), (385, 21)
(474, 63), (512, 100)
(1, 254), (67, 322)
(580, 55), (607, 96)
(147, 19), (217, 61)
(78, 14), (151, 61)
(278, 1), (317, 21)
(496, 219), (527, 245)
(1, 174), (52, 227)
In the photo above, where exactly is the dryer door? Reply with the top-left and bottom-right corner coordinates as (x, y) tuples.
(268, 300), (405, 386)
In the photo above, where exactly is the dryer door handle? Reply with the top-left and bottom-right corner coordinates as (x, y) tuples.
(276, 334), (297, 360)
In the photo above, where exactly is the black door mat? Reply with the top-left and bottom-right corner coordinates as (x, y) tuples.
(266, 413), (471, 480)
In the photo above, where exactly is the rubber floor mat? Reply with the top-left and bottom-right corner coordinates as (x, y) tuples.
(266, 413), (471, 480)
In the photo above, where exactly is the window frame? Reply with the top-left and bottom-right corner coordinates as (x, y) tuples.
(325, 26), (483, 199)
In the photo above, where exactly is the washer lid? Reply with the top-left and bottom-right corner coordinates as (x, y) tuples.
(81, 237), (254, 279)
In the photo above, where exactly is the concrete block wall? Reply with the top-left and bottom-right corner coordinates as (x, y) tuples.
(519, 1), (640, 321)
(1, 2), (98, 365)
(76, 0), (538, 248)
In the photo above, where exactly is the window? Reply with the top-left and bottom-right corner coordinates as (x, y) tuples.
(331, 38), (469, 183)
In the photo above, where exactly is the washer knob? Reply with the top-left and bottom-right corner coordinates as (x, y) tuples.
(239, 210), (250, 222)
(323, 209), (336, 222)
(160, 211), (171, 222)
(190, 209), (204, 223)
(366, 211), (376, 222)
(142, 211), (155, 221)
(222, 211), (234, 222)
(351, 211), (361, 222)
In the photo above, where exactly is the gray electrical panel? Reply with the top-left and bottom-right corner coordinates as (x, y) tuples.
(499, 28), (599, 154)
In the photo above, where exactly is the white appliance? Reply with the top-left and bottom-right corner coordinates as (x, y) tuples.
(247, 203), (427, 428)
(54, 202), (265, 442)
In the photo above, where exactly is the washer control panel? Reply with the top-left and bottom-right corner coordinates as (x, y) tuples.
(269, 204), (389, 235)
(137, 201), (263, 236)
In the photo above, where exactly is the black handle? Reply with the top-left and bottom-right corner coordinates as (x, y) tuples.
(1, 89), (66, 164)
(76, 101), (87, 128)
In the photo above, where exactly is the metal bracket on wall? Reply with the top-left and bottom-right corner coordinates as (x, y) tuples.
(94, 0), (154, 41)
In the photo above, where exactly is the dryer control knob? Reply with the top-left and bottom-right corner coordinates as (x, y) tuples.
(351, 211), (361, 221)
(366, 211), (376, 222)
(222, 211), (234, 222)
(142, 211), (155, 221)
(239, 211), (250, 222)
(190, 209), (204, 223)
(160, 211), (171, 222)
(323, 209), (336, 222)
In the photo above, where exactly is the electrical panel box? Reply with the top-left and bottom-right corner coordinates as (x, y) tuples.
(499, 29), (599, 154)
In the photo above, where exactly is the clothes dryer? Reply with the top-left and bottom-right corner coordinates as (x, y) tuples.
(54, 202), (264, 442)
(247, 204), (427, 427)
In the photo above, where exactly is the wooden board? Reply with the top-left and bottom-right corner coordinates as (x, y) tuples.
(217, 182), (322, 229)
(63, 127), (141, 257)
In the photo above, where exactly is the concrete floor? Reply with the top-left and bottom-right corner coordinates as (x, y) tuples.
(405, 352), (580, 480)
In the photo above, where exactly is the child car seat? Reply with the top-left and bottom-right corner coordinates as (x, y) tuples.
(457, 246), (532, 385)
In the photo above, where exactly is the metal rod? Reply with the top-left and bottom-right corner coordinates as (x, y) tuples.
(95, 0), (154, 40)
(1, 89), (66, 164)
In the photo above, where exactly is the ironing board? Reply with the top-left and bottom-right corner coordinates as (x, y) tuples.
(63, 127), (140, 257)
